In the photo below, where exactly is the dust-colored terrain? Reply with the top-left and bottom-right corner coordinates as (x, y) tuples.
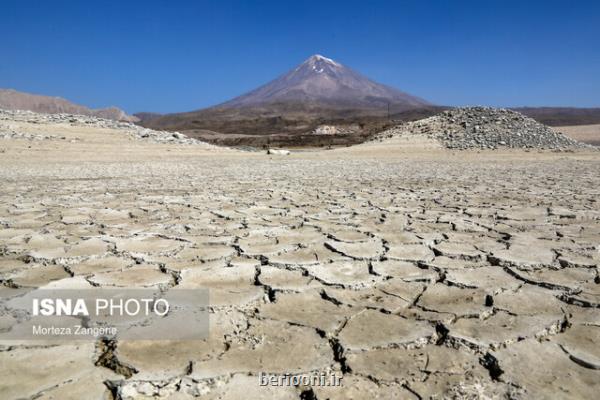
(142, 107), (600, 148)
(0, 88), (137, 122)
(556, 124), (600, 146)
(1, 115), (600, 399)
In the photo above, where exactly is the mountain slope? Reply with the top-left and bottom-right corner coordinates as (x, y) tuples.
(512, 107), (600, 126)
(0, 88), (138, 122)
(143, 55), (431, 134)
(220, 54), (429, 109)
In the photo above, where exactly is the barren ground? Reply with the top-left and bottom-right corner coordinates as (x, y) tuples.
(1, 121), (599, 399)
(556, 124), (600, 146)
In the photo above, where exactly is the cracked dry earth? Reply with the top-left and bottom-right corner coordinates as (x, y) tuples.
(1, 122), (600, 399)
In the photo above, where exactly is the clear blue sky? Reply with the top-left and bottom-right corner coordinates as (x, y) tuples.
(1, 0), (599, 113)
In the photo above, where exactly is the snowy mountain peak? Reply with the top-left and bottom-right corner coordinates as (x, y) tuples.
(300, 54), (343, 75)
(217, 54), (430, 109)
(307, 54), (341, 67)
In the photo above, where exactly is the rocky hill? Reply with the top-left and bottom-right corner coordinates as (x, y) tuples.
(0, 88), (138, 122)
(373, 107), (591, 150)
(0, 109), (214, 146)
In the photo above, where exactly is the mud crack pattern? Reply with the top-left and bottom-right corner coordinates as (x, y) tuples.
(1, 152), (600, 399)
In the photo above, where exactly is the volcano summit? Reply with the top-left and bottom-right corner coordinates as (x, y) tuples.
(219, 54), (429, 109)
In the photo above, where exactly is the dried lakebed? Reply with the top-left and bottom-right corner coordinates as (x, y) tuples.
(1, 131), (600, 398)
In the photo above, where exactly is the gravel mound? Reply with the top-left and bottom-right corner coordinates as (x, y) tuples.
(0, 108), (216, 146)
(373, 107), (591, 150)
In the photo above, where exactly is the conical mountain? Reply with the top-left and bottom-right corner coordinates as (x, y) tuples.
(219, 54), (428, 109)
(142, 55), (432, 136)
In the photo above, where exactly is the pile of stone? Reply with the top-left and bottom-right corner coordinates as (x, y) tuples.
(312, 124), (359, 135)
(0, 108), (215, 146)
(373, 106), (590, 150)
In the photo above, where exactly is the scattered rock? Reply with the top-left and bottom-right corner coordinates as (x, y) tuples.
(0, 108), (217, 146)
(372, 107), (593, 150)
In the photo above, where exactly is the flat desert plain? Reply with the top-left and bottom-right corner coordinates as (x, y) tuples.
(1, 118), (600, 399)
(556, 124), (600, 146)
